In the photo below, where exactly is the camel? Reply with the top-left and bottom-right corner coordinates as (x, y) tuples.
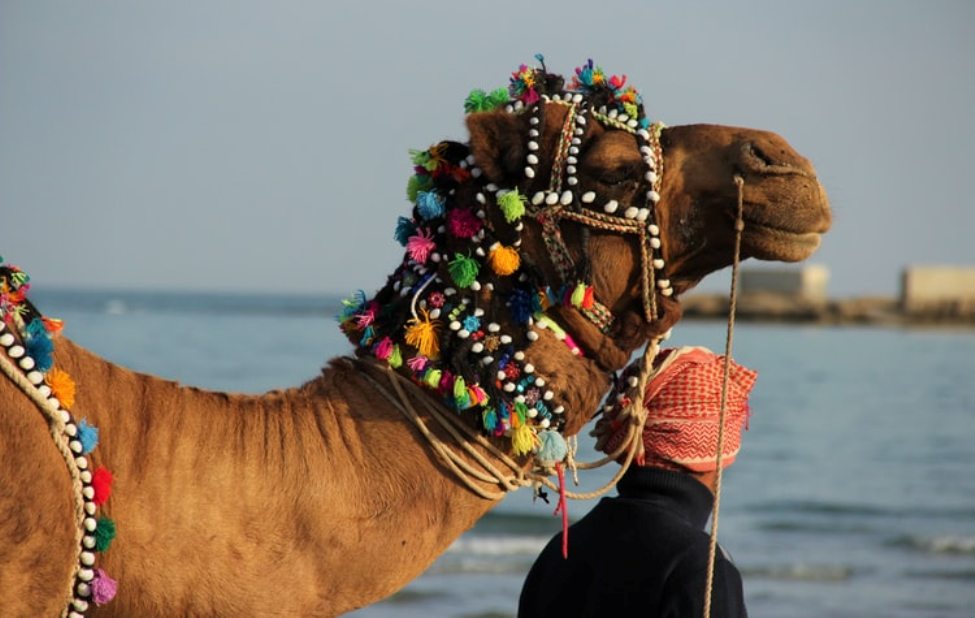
(0, 60), (830, 617)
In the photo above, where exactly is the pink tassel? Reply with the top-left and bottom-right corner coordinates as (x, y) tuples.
(447, 207), (482, 239)
(91, 569), (118, 606)
(374, 337), (393, 360)
(406, 228), (436, 264)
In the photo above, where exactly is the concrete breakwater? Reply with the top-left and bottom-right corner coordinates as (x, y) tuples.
(681, 292), (975, 327)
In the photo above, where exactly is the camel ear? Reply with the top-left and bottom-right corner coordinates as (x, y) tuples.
(466, 111), (526, 184)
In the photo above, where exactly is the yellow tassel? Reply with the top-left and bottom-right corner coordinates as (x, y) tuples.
(404, 310), (441, 359)
(46, 368), (77, 409)
(488, 244), (521, 276)
(511, 423), (537, 456)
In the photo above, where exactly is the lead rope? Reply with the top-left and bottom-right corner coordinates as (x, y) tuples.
(703, 175), (746, 618)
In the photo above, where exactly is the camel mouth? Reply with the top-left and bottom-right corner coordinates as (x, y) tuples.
(742, 220), (823, 262)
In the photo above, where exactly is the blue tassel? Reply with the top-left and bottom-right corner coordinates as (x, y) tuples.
(78, 419), (100, 454)
(394, 216), (416, 246)
(416, 191), (445, 221)
(25, 320), (54, 372)
(338, 290), (367, 323)
(535, 430), (568, 466)
(508, 288), (537, 324)
(482, 407), (498, 432)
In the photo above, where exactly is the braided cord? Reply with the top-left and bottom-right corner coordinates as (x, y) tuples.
(702, 176), (746, 618)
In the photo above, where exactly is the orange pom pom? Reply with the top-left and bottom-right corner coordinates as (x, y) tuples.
(46, 368), (76, 409)
(488, 244), (520, 276)
(404, 310), (441, 359)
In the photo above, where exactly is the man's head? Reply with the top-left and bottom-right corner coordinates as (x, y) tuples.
(597, 346), (758, 481)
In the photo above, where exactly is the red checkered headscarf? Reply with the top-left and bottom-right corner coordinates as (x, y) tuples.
(599, 346), (758, 472)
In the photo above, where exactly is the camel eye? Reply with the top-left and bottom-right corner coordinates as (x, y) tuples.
(598, 166), (637, 187)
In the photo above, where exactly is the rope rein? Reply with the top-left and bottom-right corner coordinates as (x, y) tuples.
(702, 175), (746, 618)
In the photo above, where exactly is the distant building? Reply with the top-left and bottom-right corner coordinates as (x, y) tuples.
(901, 266), (975, 311)
(739, 265), (830, 302)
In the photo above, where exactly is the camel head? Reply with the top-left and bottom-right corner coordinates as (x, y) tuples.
(340, 58), (830, 458)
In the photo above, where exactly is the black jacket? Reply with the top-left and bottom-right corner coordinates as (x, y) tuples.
(518, 467), (747, 617)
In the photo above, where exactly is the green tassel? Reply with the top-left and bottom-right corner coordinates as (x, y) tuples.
(94, 517), (116, 552)
(388, 344), (403, 369)
(453, 376), (472, 409)
(514, 401), (529, 425)
(424, 368), (443, 389)
(570, 282), (587, 307)
(406, 174), (433, 202)
(497, 189), (527, 223)
(464, 87), (509, 113)
(448, 254), (480, 289)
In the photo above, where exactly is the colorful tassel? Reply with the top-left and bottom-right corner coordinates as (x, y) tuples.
(373, 336), (394, 361)
(405, 310), (440, 358)
(488, 244), (521, 276)
(497, 189), (527, 223)
(394, 216), (417, 246)
(91, 467), (113, 506)
(24, 319), (53, 371)
(424, 368), (443, 389)
(468, 384), (489, 407)
(77, 419), (99, 454)
(42, 317), (64, 334)
(406, 355), (429, 373)
(448, 254), (480, 289)
(406, 174), (433, 202)
(464, 87), (509, 113)
(406, 228), (436, 264)
(416, 191), (445, 220)
(453, 376), (471, 409)
(447, 207), (482, 239)
(94, 517), (116, 552)
(338, 290), (368, 323)
(45, 367), (76, 409)
(388, 344), (403, 369)
(535, 430), (568, 467)
(91, 569), (118, 606)
(482, 407), (498, 432)
(511, 423), (536, 456)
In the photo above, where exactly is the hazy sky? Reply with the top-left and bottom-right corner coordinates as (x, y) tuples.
(2, 1), (973, 297)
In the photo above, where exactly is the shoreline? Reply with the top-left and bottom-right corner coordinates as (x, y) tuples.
(681, 293), (975, 328)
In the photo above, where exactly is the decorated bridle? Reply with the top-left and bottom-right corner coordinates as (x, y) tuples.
(339, 56), (673, 474)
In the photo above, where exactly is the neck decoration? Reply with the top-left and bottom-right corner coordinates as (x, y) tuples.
(0, 262), (118, 617)
(339, 56), (669, 471)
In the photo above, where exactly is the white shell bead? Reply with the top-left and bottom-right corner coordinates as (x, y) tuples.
(505, 105), (514, 113)
(524, 167), (535, 178)
(524, 363), (535, 374)
(650, 238), (662, 249)
(575, 114), (586, 124)
(618, 114), (629, 122)
(476, 192), (486, 204)
(449, 321), (461, 331)
(566, 165), (576, 174)
(78, 568), (94, 582)
(82, 486), (94, 500)
(636, 208), (651, 222)
(27, 370), (43, 384)
(514, 351), (526, 360)
(657, 279), (671, 289)
(514, 100), (524, 111)
(482, 356), (495, 366)
(474, 308), (485, 317)
(568, 146), (579, 155)
(19, 356), (35, 370)
(528, 141), (539, 151)
(7, 345), (25, 358)
(662, 287), (674, 297)
(554, 406), (565, 414)
(581, 191), (596, 203)
(527, 331), (539, 341)
(503, 382), (516, 392)
(488, 322), (501, 332)
(80, 551), (95, 566)
(527, 153), (539, 164)
(430, 252), (441, 262)
(84, 502), (96, 515)
(567, 156), (577, 164)
(628, 119), (639, 128)
(545, 192), (559, 205)
(38, 385), (51, 397)
(648, 224), (660, 235)
(560, 191), (573, 205)
(535, 377), (546, 387)
(0, 333), (14, 346)
(608, 109), (618, 118)
(470, 281), (482, 291)
(529, 129), (539, 137)
(75, 456), (88, 470)
(637, 129), (650, 140)
(429, 308), (441, 319)
(571, 137), (581, 145)
(472, 342), (484, 353)
(70, 440), (83, 454)
(567, 176), (578, 185)
(572, 93), (583, 103)
(540, 418), (551, 429)
(64, 423), (77, 437)
(653, 259), (665, 269)
(83, 517), (96, 532)
(624, 207), (639, 219)
(475, 247), (486, 257)
(532, 191), (545, 205)
(500, 335), (512, 344)
(77, 582), (91, 597)
(604, 200), (619, 213)
(646, 171), (658, 183)
(470, 167), (482, 178)
(648, 191), (661, 203)
(530, 116), (540, 125)
(80, 470), (92, 483)
(543, 390), (554, 401)
(527, 407), (538, 418)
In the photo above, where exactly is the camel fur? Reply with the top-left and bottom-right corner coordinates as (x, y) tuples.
(0, 94), (830, 616)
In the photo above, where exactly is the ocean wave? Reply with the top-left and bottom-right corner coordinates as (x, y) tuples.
(889, 534), (975, 555)
(447, 535), (550, 557)
(740, 563), (854, 582)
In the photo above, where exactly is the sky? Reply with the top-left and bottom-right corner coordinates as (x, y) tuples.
(1, 1), (973, 298)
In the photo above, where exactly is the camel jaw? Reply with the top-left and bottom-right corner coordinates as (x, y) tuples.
(742, 220), (824, 262)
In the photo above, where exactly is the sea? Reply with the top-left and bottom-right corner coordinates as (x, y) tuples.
(27, 288), (975, 618)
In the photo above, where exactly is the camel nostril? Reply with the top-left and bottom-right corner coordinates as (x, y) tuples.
(743, 142), (775, 168)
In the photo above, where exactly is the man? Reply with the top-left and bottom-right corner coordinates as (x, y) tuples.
(519, 346), (757, 618)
